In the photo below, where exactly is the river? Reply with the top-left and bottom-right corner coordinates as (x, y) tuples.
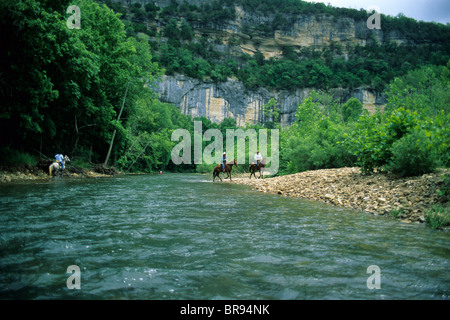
(0, 173), (448, 299)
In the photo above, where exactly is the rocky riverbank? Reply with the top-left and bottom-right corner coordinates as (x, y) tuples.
(233, 167), (449, 223)
(0, 163), (117, 183)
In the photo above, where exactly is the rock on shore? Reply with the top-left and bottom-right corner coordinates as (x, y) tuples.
(0, 163), (116, 183)
(233, 167), (448, 223)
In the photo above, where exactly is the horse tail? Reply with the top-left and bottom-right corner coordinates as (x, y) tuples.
(49, 165), (52, 176)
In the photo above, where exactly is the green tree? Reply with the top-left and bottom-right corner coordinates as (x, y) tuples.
(180, 19), (194, 41)
(387, 129), (440, 177)
(280, 91), (355, 174)
(0, 0), (70, 149)
(345, 64), (450, 175)
(0, 0), (164, 166)
(342, 98), (363, 122)
(263, 98), (280, 129)
(164, 19), (180, 39)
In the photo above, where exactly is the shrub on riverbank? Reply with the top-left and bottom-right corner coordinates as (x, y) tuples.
(387, 129), (440, 177)
(425, 205), (450, 229)
(344, 64), (449, 176)
(280, 90), (357, 174)
(0, 147), (36, 167)
(280, 64), (449, 177)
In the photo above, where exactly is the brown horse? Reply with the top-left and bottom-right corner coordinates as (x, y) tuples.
(213, 159), (238, 182)
(249, 158), (266, 179)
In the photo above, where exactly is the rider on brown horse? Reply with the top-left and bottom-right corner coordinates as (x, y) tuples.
(221, 152), (227, 172)
(213, 157), (238, 182)
(254, 150), (262, 168)
(249, 151), (265, 179)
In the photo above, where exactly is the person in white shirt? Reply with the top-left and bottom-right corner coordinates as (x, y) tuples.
(254, 150), (262, 168)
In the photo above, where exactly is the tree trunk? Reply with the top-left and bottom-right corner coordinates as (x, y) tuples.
(103, 82), (129, 167)
(126, 140), (151, 172)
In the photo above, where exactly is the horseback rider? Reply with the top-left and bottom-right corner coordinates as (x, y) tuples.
(254, 150), (262, 168)
(55, 153), (65, 170)
(221, 152), (227, 172)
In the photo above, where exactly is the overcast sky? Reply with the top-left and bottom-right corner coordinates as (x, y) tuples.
(303, 0), (450, 24)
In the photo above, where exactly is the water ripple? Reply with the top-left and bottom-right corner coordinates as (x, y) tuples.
(0, 174), (448, 299)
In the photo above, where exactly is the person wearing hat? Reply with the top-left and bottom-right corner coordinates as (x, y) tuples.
(221, 152), (227, 172)
(254, 150), (262, 168)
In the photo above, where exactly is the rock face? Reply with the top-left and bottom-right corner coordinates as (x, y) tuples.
(145, 0), (393, 126)
(126, 0), (400, 125)
(154, 74), (386, 127)
(238, 15), (382, 58)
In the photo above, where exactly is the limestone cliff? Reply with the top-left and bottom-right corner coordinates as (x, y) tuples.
(128, 0), (398, 125)
(154, 74), (386, 127)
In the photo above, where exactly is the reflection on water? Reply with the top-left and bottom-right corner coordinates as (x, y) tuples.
(0, 174), (448, 299)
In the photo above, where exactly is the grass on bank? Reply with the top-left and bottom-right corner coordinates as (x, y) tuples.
(425, 173), (450, 229)
(425, 205), (450, 230)
(0, 147), (37, 166)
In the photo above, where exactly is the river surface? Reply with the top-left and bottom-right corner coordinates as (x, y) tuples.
(0, 173), (448, 300)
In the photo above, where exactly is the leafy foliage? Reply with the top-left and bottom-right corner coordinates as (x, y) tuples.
(0, 0), (165, 169)
(262, 98), (280, 129)
(425, 205), (450, 229)
(106, 0), (450, 93)
(342, 98), (363, 123)
(387, 129), (439, 177)
(280, 63), (449, 177)
(1, 0), (449, 178)
(280, 91), (356, 174)
(345, 65), (450, 175)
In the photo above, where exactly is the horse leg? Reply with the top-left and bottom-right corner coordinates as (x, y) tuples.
(213, 170), (222, 182)
(222, 168), (228, 179)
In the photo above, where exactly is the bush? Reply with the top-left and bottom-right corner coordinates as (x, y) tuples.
(195, 162), (216, 174)
(437, 173), (450, 202)
(283, 135), (316, 173)
(0, 147), (36, 166)
(387, 129), (439, 177)
(429, 111), (450, 167)
(347, 107), (422, 174)
(144, 3), (159, 13)
(425, 205), (450, 229)
(342, 97), (363, 122)
(345, 112), (389, 174)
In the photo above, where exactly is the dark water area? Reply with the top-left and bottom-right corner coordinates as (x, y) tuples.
(0, 174), (448, 299)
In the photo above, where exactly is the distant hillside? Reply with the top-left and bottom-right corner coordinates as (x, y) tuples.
(102, 0), (450, 91)
(98, 0), (450, 125)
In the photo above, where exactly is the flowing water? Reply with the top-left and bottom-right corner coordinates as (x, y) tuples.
(0, 173), (448, 300)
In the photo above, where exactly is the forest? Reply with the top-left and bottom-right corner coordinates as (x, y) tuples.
(112, 0), (450, 92)
(0, 0), (448, 185)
